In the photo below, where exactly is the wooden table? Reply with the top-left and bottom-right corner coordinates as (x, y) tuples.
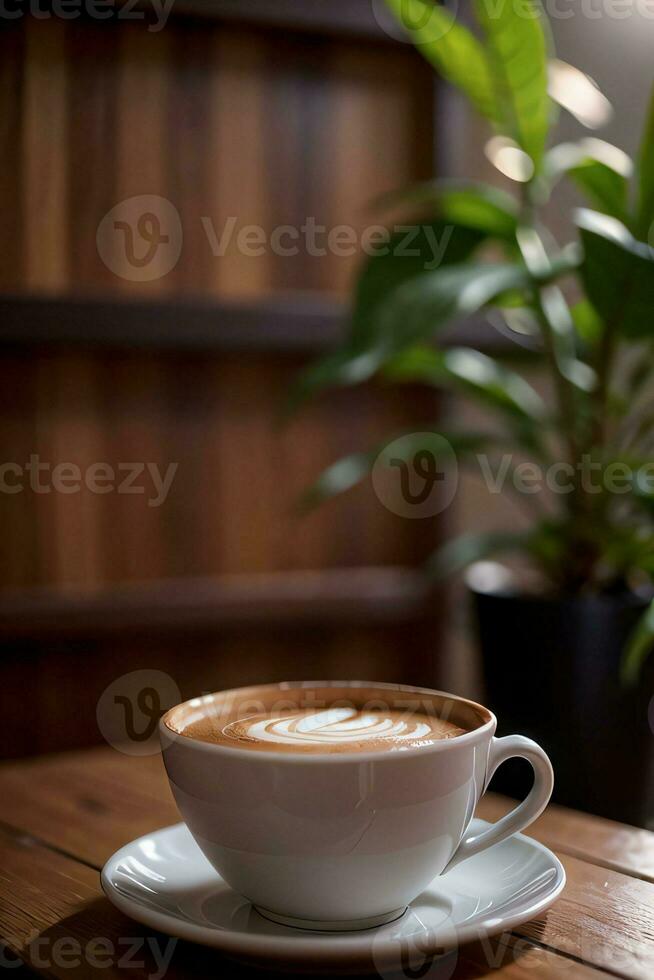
(1, 747), (653, 979)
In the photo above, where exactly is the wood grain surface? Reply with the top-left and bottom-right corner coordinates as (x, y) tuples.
(0, 747), (652, 978)
(1, 17), (434, 299)
(0, 825), (604, 980)
(0, 14), (444, 758)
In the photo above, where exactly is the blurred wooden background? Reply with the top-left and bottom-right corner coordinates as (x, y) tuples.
(0, 5), (447, 757)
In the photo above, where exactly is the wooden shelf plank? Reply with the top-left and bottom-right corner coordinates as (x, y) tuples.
(162, 0), (396, 41)
(0, 291), (518, 354)
(0, 566), (438, 639)
(0, 291), (346, 353)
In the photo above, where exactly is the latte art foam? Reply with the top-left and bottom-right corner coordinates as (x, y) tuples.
(225, 708), (436, 747)
(180, 705), (468, 753)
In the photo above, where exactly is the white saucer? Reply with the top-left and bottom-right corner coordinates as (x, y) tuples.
(101, 820), (565, 974)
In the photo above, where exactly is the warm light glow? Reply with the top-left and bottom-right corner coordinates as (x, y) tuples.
(548, 59), (612, 130)
(465, 561), (514, 594)
(576, 208), (631, 245)
(581, 138), (632, 177)
(445, 349), (494, 385)
(484, 136), (534, 183)
(549, 138), (633, 179)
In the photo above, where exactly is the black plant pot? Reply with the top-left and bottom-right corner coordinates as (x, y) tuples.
(472, 586), (654, 828)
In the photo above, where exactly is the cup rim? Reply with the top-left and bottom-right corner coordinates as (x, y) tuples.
(160, 680), (496, 763)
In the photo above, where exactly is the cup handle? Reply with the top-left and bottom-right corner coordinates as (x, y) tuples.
(444, 734), (554, 873)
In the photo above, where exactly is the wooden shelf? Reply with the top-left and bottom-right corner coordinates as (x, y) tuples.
(0, 292), (346, 353)
(0, 291), (517, 354)
(0, 567), (439, 640)
(162, 0), (396, 41)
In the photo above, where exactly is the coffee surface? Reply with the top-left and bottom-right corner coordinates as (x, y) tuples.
(179, 705), (467, 753)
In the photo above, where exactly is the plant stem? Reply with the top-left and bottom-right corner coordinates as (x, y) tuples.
(533, 291), (580, 464)
(518, 181), (601, 591)
(518, 183), (580, 466)
(594, 331), (613, 440)
(592, 293), (627, 452)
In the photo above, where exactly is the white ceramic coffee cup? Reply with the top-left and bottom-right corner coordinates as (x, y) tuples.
(160, 680), (553, 931)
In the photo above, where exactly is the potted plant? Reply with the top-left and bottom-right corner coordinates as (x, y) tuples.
(293, 0), (654, 825)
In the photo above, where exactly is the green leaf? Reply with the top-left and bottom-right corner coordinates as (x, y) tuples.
(439, 186), (519, 239)
(516, 227), (596, 391)
(443, 347), (546, 419)
(636, 79), (654, 240)
(384, 0), (498, 124)
(621, 598), (654, 685)
(290, 240), (561, 411)
(300, 429), (494, 509)
(571, 299), (603, 345)
(285, 349), (386, 414)
(375, 261), (533, 352)
(474, 0), (551, 167)
(569, 162), (629, 224)
(547, 140), (632, 222)
(288, 221), (489, 410)
(377, 181), (519, 240)
(352, 221), (487, 348)
(577, 209), (654, 338)
(386, 345), (546, 422)
(299, 450), (376, 510)
(382, 344), (444, 380)
(426, 529), (534, 580)
(539, 285), (597, 392)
